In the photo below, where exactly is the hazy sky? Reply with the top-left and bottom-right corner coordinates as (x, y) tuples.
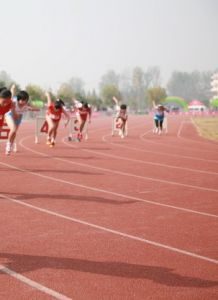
(0, 0), (217, 91)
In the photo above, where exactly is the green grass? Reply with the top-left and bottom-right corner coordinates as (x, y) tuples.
(193, 117), (218, 142)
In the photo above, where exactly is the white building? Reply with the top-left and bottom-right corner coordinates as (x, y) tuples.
(188, 100), (207, 112)
(211, 73), (218, 99)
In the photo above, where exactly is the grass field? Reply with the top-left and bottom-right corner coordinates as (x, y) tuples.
(193, 117), (218, 141)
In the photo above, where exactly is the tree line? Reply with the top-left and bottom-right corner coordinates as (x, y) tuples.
(0, 67), (217, 110)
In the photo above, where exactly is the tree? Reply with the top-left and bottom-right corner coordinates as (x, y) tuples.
(99, 71), (121, 107)
(210, 98), (218, 110)
(57, 83), (74, 104)
(163, 97), (188, 111)
(119, 69), (131, 92)
(0, 70), (13, 87)
(147, 86), (167, 107)
(0, 70), (20, 90)
(0, 81), (6, 88)
(167, 70), (213, 103)
(132, 67), (145, 111)
(100, 84), (122, 107)
(144, 66), (161, 88)
(196, 71), (213, 104)
(99, 70), (119, 90)
(68, 77), (85, 95)
(167, 71), (191, 100)
(86, 89), (102, 109)
(26, 84), (45, 101)
(132, 67), (143, 89)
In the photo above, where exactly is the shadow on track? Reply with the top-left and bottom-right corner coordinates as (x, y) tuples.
(3, 192), (137, 206)
(1, 252), (217, 288)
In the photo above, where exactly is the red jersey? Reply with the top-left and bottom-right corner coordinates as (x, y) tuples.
(47, 104), (63, 122)
(0, 100), (12, 126)
(76, 107), (91, 121)
(117, 108), (128, 121)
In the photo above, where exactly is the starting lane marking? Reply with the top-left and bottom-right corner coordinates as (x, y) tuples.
(6, 136), (218, 217)
(177, 120), (185, 138)
(74, 142), (218, 177)
(0, 264), (71, 300)
(1, 194), (218, 265)
(18, 137), (218, 215)
(19, 136), (218, 194)
(101, 132), (218, 164)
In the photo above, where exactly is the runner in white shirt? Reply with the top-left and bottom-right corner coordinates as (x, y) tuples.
(5, 89), (39, 155)
(112, 96), (128, 138)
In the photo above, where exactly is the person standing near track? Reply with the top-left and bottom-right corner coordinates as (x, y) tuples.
(5, 88), (40, 155)
(153, 101), (169, 135)
(45, 92), (70, 147)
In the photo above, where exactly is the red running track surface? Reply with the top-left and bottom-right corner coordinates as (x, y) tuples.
(0, 115), (217, 300)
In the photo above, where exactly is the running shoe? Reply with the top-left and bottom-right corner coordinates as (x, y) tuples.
(77, 133), (83, 142)
(49, 141), (55, 147)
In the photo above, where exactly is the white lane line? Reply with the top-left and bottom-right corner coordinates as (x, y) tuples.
(102, 137), (218, 184)
(64, 124), (197, 176)
(1, 194), (217, 265)
(138, 190), (154, 194)
(0, 264), (71, 300)
(72, 141), (218, 176)
(102, 133), (218, 164)
(177, 118), (218, 148)
(177, 120), (184, 138)
(1, 159), (217, 219)
(19, 135), (218, 193)
(62, 138), (218, 177)
(140, 132), (218, 156)
(140, 121), (218, 155)
(191, 118), (202, 138)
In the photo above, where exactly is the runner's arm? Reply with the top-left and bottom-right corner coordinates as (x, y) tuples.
(63, 109), (70, 127)
(45, 92), (52, 106)
(112, 96), (119, 105)
(152, 101), (157, 109)
(10, 84), (16, 98)
(88, 107), (92, 123)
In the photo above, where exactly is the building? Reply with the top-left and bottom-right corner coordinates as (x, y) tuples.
(211, 73), (218, 99)
(188, 100), (207, 112)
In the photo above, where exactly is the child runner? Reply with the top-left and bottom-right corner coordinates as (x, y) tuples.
(5, 89), (39, 155)
(0, 87), (13, 140)
(153, 101), (169, 134)
(45, 92), (70, 147)
(116, 104), (128, 138)
(74, 100), (91, 142)
(112, 96), (128, 138)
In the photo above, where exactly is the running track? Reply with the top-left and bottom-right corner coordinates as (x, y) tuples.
(0, 114), (217, 300)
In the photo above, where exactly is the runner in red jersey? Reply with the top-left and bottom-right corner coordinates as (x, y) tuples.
(0, 88), (13, 128)
(74, 101), (91, 141)
(45, 92), (70, 147)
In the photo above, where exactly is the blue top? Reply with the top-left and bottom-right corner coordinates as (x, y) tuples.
(154, 107), (164, 120)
